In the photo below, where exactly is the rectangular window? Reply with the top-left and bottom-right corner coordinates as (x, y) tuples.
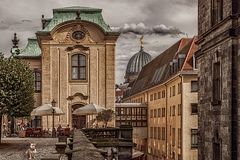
(34, 70), (41, 92)
(213, 141), (221, 160)
(172, 85), (176, 96)
(191, 103), (198, 114)
(178, 154), (181, 160)
(191, 81), (198, 92)
(154, 109), (157, 118)
(158, 92), (161, 99)
(178, 128), (181, 148)
(162, 90), (165, 98)
(170, 87), (172, 97)
(162, 127), (166, 140)
(178, 83), (181, 94)
(170, 106), (172, 116)
(150, 94), (153, 101)
(172, 105), (175, 116)
(172, 128), (175, 146)
(162, 108), (165, 117)
(178, 104), (182, 116)
(150, 127), (153, 139)
(154, 93), (157, 100)
(213, 62), (221, 105)
(154, 127), (157, 139)
(150, 110), (153, 118)
(158, 108), (161, 117)
(158, 127), (161, 140)
(191, 129), (198, 149)
(211, 0), (223, 26)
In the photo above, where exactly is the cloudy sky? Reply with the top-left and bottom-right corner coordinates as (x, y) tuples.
(0, 0), (197, 83)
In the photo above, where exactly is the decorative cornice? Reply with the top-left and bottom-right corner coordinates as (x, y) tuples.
(65, 45), (89, 52)
(66, 92), (88, 101)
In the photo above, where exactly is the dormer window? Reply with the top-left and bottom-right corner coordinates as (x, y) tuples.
(173, 59), (178, 73)
(178, 54), (185, 69)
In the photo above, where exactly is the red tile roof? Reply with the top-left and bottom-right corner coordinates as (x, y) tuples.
(124, 37), (197, 97)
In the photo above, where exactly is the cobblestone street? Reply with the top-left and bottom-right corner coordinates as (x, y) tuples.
(0, 137), (59, 160)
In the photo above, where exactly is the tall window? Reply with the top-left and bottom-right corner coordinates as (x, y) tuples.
(172, 85), (176, 96)
(213, 131), (221, 160)
(162, 127), (166, 140)
(211, 0), (223, 26)
(191, 81), (198, 92)
(172, 128), (175, 146)
(172, 105), (175, 116)
(191, 129), (198, 149)
(178, 128), (181, 148)
(34, 70), (41, 92)
(191, 103), (198, 114)
(213, 62), (221, 104)
(71, 54), (86, 80)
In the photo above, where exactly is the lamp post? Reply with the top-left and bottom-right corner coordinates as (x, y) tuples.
(51, 99), (56, 138)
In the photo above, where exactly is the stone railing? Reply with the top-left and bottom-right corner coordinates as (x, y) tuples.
(82, 125), (134, 160)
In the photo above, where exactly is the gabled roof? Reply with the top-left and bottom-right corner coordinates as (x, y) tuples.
(126, 38), (196, 96)
(42, 6), (112, 33)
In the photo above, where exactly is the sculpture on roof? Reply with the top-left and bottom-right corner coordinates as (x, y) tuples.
(76, 10), (81, 20)
(12, 33), (19, 48)
(140, 35), (144, 49)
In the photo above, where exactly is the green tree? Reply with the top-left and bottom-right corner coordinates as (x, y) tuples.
(96, 109), (114, 127)
(0, 53), (34, 142)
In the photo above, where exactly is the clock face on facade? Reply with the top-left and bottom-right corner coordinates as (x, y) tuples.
(72, 31), (86, 40)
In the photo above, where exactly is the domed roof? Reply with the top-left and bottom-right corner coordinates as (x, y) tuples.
(125, 47), (152, 76)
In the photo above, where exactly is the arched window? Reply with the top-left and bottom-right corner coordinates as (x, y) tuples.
(71, 54), (86, 80)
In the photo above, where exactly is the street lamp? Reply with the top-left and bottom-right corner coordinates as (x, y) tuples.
(51, 99), (56, 137)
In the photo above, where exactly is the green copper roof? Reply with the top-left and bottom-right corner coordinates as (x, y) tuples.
(42, 6), (112, 32)
(16, 38), (41, 57)
(17, 6), (115, 58)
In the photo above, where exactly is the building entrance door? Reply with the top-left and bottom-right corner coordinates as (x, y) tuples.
(72, 104), (86, 129)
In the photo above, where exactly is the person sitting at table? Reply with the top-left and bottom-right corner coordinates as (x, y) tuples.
(57, 124), (63, 136)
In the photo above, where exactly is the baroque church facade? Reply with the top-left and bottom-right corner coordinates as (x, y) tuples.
(13, 6), (119, 129)
(196, 0), (240, 160)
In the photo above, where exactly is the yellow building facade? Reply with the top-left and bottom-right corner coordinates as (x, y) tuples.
(14, 6), (119, 129)
(123, 37), (198, 160)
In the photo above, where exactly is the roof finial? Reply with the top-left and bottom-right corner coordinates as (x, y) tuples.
(12, 33), (19, 48)
(76, 10), (81, 20)
(41, 14), (46, 30)
(140, 35), (144, 50)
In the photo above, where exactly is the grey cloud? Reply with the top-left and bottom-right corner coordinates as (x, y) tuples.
(0, 19), (40, 32)
(112, 23), (185, 36)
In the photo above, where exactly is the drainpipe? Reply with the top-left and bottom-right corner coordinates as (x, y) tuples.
(179, 74), (183, 160)
(164, 83), (168, 159)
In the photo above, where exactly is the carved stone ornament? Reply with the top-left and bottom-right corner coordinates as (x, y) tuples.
(66, 92), (88, 101)
(64, 24), (90, 43)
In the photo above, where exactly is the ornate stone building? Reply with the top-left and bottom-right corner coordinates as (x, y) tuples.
(13, 6), (119, 129)
(196, 1), (240, 160)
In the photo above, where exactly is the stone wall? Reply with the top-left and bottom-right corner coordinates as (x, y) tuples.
(197, 0), (240, 159)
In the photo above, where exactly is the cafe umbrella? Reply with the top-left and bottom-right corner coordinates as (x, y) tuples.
(30, 102), (64, 137)
(72, 103), (106, 127)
